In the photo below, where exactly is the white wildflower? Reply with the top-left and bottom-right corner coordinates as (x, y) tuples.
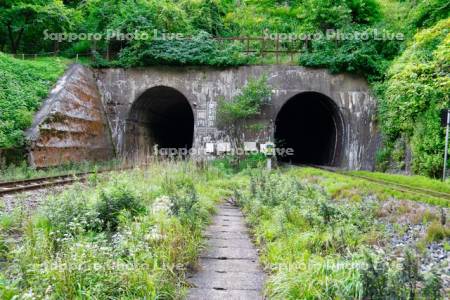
(152, 195), (173, 215)
(22, 288), (36, 299)
(145, 225), (164, 241)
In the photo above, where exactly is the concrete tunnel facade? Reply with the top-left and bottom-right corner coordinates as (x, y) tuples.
(27, 64), (379, 170)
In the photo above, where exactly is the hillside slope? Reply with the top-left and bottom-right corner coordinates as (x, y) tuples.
(0, 53), (69, 149)
(377, 18), (450, 177)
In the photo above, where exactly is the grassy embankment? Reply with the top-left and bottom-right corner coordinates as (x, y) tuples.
(239, 167), (449, 299)
(292, 167), (450, 207)
(350, 170), (450, 195)
(0, 53), (69, 160)
(0, 160), (123, 182)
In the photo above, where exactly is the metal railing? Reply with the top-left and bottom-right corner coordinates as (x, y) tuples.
(6, 36), (310, 64)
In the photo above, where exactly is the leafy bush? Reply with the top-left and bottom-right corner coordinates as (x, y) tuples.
(408, 0), (450, 29)
(211, 155), (236, 174)
(361, 249), (423, 299)
(166, 180), (196, 215)
(360, 251), (390, 299)
(216, 75), (271, 167)
(0, 53), (67, 149)
(422, 271), (443, 299)
(0, 1), (75, 54)
(375, 148), (391, 172)
(239, 152), (267, 170)
(227, 0), (381, 34)
(217, 75), (271, 126)
(247, 170), (304, 207)
(212, 153), (267, 174)
(43, 187), (100, 237)
(0, 235), (9, 261)
(100, 32), (251, 68)
(376, 18), (450, 176)
(96, 184), (145, 231)
(159, 174), (209, 228)
(298, 25), (400, 80)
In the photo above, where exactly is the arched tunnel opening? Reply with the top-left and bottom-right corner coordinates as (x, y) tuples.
(127, 86), (194, 157)
(275, 92), (343, 166)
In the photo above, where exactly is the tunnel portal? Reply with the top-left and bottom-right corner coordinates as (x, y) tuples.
(27, 65), (378, 170)
(127, 86), (194, 157)
(275, 92), (343, 166)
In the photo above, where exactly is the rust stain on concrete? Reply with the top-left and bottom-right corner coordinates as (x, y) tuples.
(26, 65), (115, 168)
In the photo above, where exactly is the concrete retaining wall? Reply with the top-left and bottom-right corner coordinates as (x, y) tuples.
(26, 64), (115, 167)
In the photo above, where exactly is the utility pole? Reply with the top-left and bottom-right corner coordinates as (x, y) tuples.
(443, 109), (450, 181)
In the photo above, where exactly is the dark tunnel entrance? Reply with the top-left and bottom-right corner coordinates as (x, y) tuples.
(127, 86), (194, 157)
(275, 92), (343, 166)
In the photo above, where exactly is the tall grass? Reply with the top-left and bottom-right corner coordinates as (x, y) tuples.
(0, 159), (122, 182)
(290, 167), (450, 207)
(1, 162), (445, 298)
(0, 161), (229, 299)
(349, 170), (450, 194)
(238, 169), (446, 299)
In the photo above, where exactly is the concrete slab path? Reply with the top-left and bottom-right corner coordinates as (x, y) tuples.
(187, 202), (266, 300)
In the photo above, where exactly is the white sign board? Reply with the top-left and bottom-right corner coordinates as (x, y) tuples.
(244, 142), (258, 152)
(205, 143), (215, 154)
(217, 142), (231, 153)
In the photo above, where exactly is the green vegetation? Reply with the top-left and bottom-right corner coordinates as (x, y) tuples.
(237, 168), (445, 299)
(239, 170), (371, 298)
(0, 162), (448, 298)
(212, 152), (268, 174)
(0, 1), (75, 54)
(0, 159), (121, 182)
(0, 53), (68, 149)
(1, 0), (449, 176)
(217, 75), (271, 158)
(350, 170), (450, 194)
(376, 18), (450, 177)
(1, 0), (449, 297)
(0, 0), (406, 75)
(0, 162), (234, 299)
(107, 32), (250, 68)
(217, 75), (271, 126)
(424, 221), (450, 243)
(290, 167), (450, 207)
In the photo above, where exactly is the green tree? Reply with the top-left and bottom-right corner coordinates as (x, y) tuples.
(187, 0), (227, 36)
(0, 0), (72, 53)
(75, 0), (191, 58)
(113, 31), (250, 68)
(408, 0), (450, 29)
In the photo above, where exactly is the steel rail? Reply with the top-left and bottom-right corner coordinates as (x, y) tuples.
(309, 165), (450, 203)
(0, 166), (136, 196)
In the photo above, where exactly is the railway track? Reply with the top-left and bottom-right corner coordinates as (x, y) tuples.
(310, 165), (450, 204)
(0, 173), (93, 196)
(2, 163), (449, 205)
(0, 166), (137, 196)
